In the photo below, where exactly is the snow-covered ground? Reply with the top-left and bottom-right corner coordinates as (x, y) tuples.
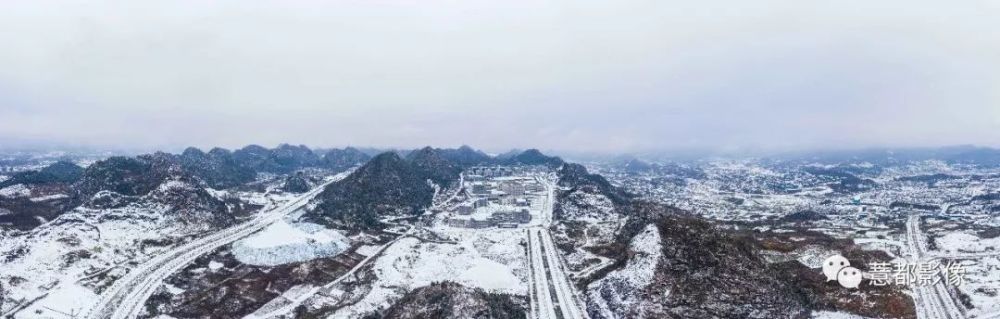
(88, 176), (343, 319)
(231, 219), (350, 266)
(0, 203), (205, 318)
(955, 256), (1000, 317)
(30, 194), (70, 202)
(0, 183), (31, 197)
(811, 310), (877, 319)
(16, 282), (99, 318)
(587, 223), (662, 318)
(329, 228), (527, 318)
(0, 174), (308, 318)
(934, 232), (1000, 254)
(557, 189), (617, 223)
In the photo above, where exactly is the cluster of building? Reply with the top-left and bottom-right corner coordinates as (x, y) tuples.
(445, 208), (532, 229)
(466, 166), (513, 178)
(444, 168), (548, 229)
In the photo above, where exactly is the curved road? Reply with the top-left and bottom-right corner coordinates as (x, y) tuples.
(85, 172), (349, 319)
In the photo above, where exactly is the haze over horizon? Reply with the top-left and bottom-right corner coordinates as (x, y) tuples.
(2, 0), (999, 153)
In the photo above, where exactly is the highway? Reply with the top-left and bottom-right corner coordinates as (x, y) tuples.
(84, 172), (349, 319)
(526, 179), (589, 319)
(905, 206), (966, 319)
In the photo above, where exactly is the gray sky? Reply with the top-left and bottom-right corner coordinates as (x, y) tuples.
(1, 0), (999, 153)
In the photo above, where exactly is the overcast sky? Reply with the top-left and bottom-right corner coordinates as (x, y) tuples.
(1, 0), (998, 154)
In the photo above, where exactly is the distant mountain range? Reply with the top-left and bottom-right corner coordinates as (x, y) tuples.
(562, 145), (1000, 166)
(0, 143), (567, 232)
(0, 144), (374, 231)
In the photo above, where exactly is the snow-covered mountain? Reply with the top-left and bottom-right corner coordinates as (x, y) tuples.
(5, 146), (1000, 319)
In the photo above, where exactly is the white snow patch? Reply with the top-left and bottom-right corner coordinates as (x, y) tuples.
(355, 245), (380, 257)
(375, 237), (523, 292)
(157, 180), (194, 192)
(208, 260), (224, 271)
(811, 310), (876, 319)
(0, 183), (31, 197)
(30, 193), (70, 202)
(796, 246), (840, 269)
(164, 283), (185, 295)
(231, 220), (350, 266)
(934, 232), (1000, 254)
(205, 188), (229, 200)
(14, 282), (98, 319)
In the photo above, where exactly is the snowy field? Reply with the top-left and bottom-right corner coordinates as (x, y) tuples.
(934, 232), (1000, 254)
(329, 227), (527, 318)
(955, 256), (1000, 317)
(0, 204), (201, 318)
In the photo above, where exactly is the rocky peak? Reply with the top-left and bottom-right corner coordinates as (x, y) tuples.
(181, 147), (207, 158)
(0, 160), (84, 189)
(406, 146), (462, 186)
(506, 149), (564, 167)
(438, 145), (491, 167)
(75, 154), (180, 198)
(303, 152), (434, 230)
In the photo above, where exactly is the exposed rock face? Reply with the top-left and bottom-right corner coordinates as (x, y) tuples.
(305, 152), (435, 230)
(371, 281), (527, 319)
